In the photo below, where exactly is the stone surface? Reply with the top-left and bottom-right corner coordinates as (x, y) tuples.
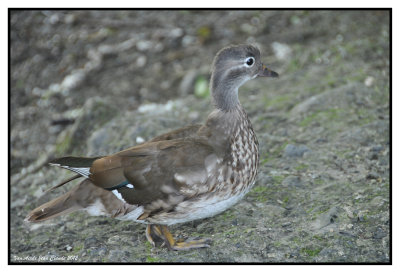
(283, 144), (311, 158)
(281, 176), (302, 187)
(10, 10), (390, 263)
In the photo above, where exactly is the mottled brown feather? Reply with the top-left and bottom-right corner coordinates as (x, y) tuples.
(89, 138), (216, 206)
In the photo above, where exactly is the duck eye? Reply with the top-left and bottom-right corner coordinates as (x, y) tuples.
(245, 57), (255, 67)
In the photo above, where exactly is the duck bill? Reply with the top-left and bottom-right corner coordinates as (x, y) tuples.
(258, 64), (279, 78)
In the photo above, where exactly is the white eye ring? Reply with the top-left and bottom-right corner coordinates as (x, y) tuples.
(245, 57), (255, 67)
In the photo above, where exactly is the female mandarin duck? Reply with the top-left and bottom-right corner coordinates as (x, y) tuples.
(26, 44), (278, 250)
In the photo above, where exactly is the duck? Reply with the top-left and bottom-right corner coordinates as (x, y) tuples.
(25, 44), (278, 250)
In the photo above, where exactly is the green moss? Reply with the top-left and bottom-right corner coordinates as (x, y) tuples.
(314, 178), (324, 185)
(287, 59), (301, 73)
(260, 143), (285, 165)
(335, 149), (353, 159)
(197, 26), (211, 40)
(16, 79), (25, 89)
(306, 202), (324, 215)
(252, 185), (268, 194)
(300, 247), (322, 257)
(72, 243), (83, 254)
(249, 185), (271, 202)
(55, 133), (72, 156)
(319, 69), (339, 88)
(346, 73), (366, 83)
(282, 196), (290, 206)
(271, 141), (289, 157)
(299, 108), (343, 127)
(314, 207), (330, 217)
(295, 163), (309, 171)
(194, 76), (210, 98)
(264, 94), (292, 110)
(273, 175), (285, 183)
(250, 177), (284, 202)
(355, 107), (376, 126)
(221, 210), (235, 220)
(312, 235), (325, 241)
(144, 240), (151, 247)
(260, 156), (270, 165)
(146, 256), (161, 263)
(224, 227), (238, 236)
(292, 236), (302, 245)
(90, 100), (116, 127)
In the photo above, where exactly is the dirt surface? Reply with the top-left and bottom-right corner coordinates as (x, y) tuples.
(10, 10), (390, 263)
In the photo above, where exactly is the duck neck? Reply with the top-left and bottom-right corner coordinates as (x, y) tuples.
(210, 73), (240, 112)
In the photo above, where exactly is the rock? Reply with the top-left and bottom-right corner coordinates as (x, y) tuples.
(54, 97), (118, 157)
(289, 83), (374, 120)
(370, 145), (384, 153)
(283, 144), (311, 158)
(271, 42), (292, 60)
(87, 247), (108, 258)
(108, 249), (130, 262)
(136, 40), (153, 51)
(364, 76), (375, 87)
(179, 69), (198, 96)
(318, 247), (335, 258)
(263, 205), (286, 217)
(370, 196), (385, 206)
(311, 207), (338, 230)
(366, 172), (379, 180)
(84, 237), (99, 249)
(282, 175), (301, 187)
(369, 152), (379, 160)
(64, 14), (76, 24)
(30, 234), (50, 245)
(107, 235), (122, 245)
(11, 197), (26, 209)
(136, 55), (147, 67)
(373, 227), (386, 239)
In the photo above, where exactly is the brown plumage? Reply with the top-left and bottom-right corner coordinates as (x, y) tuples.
(26, 44), (278, 250)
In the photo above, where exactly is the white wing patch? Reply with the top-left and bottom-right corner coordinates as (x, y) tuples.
(112, 189), (126, 202)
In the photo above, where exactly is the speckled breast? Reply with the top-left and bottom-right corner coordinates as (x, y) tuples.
(228, 111), (259, 194)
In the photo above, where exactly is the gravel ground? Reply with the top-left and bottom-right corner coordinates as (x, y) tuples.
(10, 10), (390, 263)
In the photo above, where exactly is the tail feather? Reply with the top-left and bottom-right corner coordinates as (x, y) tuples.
(26, 179), (136, 223)
(45, 174), (81, 194)
(49, 156), (101, 178)
(25, 191), (80, 222)
(26, 179), (95, 222)
(49, 156), (100, 168)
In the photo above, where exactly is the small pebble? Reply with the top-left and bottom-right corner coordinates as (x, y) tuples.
(283, 144), (311, 158)
(366, 172), (379, 180)
(364, 76), (375, 87)
(136, 136), (145, 144)
(136, 55), (147, 67)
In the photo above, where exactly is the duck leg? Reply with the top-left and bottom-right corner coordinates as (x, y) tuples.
(145, 224), (211, 251)
(145, 224), (162, 247)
